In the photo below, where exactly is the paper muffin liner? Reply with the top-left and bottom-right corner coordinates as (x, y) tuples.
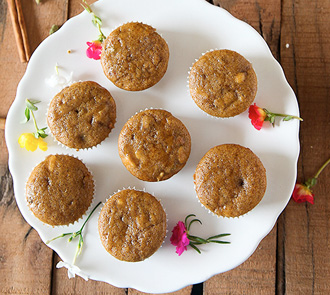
(46, 81), (116, 152)
(193, 182), (249, 220)
(25, 153), (96, 228)
(187, 48), (253, 120)
(97, 187), (168, 261)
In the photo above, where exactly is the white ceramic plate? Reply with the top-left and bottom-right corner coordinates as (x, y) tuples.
(6, 0), (300, 293)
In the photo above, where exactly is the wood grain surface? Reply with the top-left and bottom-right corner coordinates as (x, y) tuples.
(0, 0), (329, 294)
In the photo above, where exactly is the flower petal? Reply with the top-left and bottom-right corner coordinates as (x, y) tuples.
(292, 183), (314, 204)
(248, 103), (267, 130)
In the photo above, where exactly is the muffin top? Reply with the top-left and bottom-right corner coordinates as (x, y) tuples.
(26, 154), (94, 226)
(98, 189), (167, 262)
(189, 49), (257, 117)
(118, 109), (191, 182)
(101, 22), (169, 91)
(47, 81), (116, 150)
(194, 144), (266, 217)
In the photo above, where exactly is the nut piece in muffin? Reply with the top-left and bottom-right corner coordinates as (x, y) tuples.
(189, 49), (257, 118)
(47, 81), (116, 150)
(101, 22), (169, 91)
(98, 189), (167, 262)
(118, 109), (191, 182)
(194, 144), (266, 217)
(26, 154), (94, 226)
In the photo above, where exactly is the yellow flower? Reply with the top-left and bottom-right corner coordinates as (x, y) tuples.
(18, 133), (48, 152)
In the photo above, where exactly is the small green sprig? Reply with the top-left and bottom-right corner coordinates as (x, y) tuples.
(263, 108), (303, 127)
(184, 214), (231, 254)
(81, 0), (106, 42)
(23, 99), (48, 139)
(47, 202), (101, 264)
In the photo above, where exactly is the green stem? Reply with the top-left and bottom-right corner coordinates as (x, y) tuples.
(30, 110), (40, 135)
(270, 111), (303, 121)
(314, 157), (330, 179)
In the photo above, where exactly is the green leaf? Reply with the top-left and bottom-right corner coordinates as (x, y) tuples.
(189, 243), (201, 254)
(188, 234), (208, 244)
(26, 99), (40, 111)
(283, 115), (293, 121)
(92, 16), (102, 27)
(208, 240), (231, 244)
(207, 233), (231, 240)
(24, 108), (30, 123)
(184, 214), (196, 227)
(49, 24), (60, 35)
(188, 218), (202, 231)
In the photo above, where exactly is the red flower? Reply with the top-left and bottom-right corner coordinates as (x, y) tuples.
(292, 183), (314, 204)
(170, 221), (190, 256)
(248, 103), (267, 130)
(86, 41), (102, 60)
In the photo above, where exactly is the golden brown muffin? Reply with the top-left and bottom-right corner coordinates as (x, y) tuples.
(26, 154), (94, 226)
(47, 81), (116, 150)
(118, 109), (191, 182)
(194, 144), (266, 217)
(189, 49), (257, 117)
(101, 22), (169, 91)
(98, 189), (167, 262)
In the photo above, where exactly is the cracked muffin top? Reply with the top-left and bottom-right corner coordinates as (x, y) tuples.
(118, 109), (191, 182)
(101, 22), (169, 91)
(194, 144), (266, 217)
(25, 154), (94, 226)
(47, 81), (116, 150)
(98, 189), (166, 262)
(189, 49), (257, 117)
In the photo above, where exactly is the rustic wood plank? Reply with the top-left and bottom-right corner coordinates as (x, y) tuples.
(0, 0), (69, 294)
(278, 0), (330, 294)
(0, 167), (54, 294)
(204, 227), (276, 294)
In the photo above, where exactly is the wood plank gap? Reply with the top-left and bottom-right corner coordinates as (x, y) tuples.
(275, 215), (286, 295)
(50, 251), (57, 295)
(191, 282), (203, 295)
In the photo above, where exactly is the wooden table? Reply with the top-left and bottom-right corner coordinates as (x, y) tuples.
(1, 0), (329, 294)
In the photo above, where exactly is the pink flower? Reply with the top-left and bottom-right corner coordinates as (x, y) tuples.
(292, 183), (314, 204)
(170, 221), (190, 256)
(248, 103), (267, 130)
(86, 41), (102, 60)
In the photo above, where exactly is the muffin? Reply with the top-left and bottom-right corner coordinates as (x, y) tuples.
(189, 49), (257, 117)
(47, 81), (116, 150)
(25, 154), (94, 226)
(118, 109), (191, 182)
(98, 189), (167, 262)
(194, 144), (266, 217)
(101, 22), (169, 91)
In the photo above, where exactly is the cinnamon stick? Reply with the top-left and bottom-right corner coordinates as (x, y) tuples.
(6, 0), (31, 62)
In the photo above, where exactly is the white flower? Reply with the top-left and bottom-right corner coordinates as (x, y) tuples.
(45, 64), (73, 89)
(56, 261), (89, 281)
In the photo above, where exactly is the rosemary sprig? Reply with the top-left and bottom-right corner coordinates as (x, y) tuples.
(184, 214), (231, 254)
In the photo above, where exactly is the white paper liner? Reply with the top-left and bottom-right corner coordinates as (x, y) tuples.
(98, 187), (168, 261)
(25, 153), (96, 228)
